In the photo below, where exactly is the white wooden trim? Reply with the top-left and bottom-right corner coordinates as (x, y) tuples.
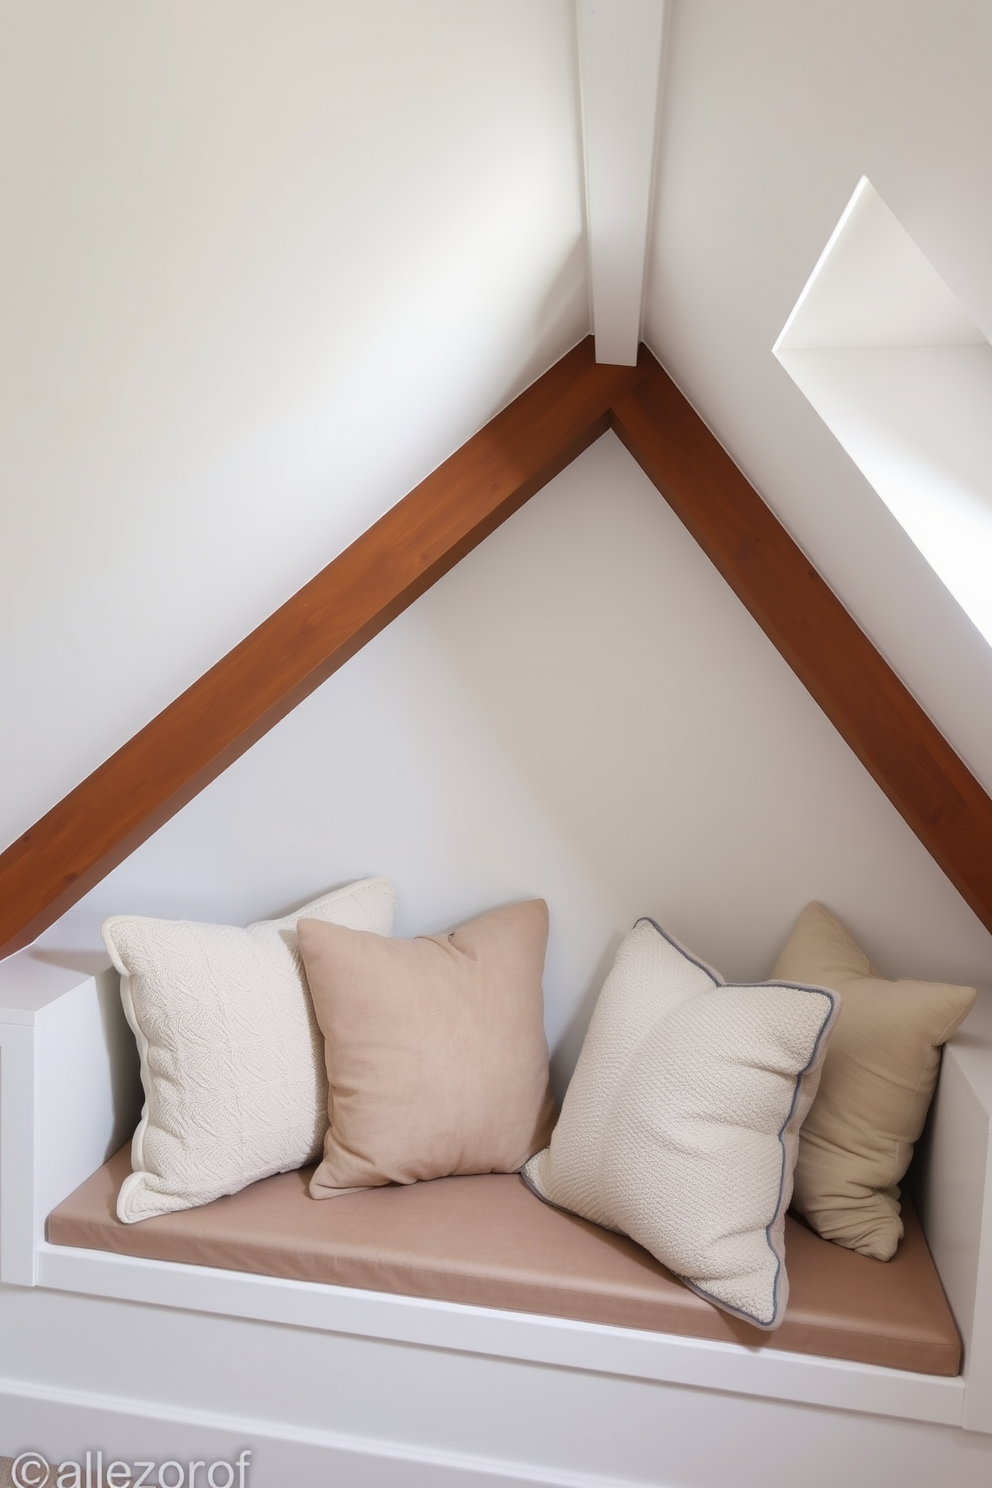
(577, 0), (666, 365)
(36, 1241), (964, 1428)
(0, 923), (142, 1284)
(916, 996), (992, 1433)
(0, 1371), (661, 1488)
(0, 1020), (38, 1285)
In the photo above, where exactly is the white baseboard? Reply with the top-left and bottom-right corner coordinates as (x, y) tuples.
(0, 1374), (670, 1488)
(4, 1365), (992, 1488)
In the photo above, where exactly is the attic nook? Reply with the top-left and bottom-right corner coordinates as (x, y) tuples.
(3, 4), (992, 1487)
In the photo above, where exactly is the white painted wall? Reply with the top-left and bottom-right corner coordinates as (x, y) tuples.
(5, 2), (992, 1018)
(5, 13), (992, 1470)
(644, 0), (992, 793)
(0, 0), (587, 848)
(77, 436), (992, 1093)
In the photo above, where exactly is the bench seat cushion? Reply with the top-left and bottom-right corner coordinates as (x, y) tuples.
(48, 1146), (960, 1376)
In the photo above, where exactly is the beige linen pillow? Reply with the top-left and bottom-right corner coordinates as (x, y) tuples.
(299, 899), (556, 1198)
(524, 919), (838, 1330)
(103, 877), (396, 1222)
(772, 902), (976, 1260)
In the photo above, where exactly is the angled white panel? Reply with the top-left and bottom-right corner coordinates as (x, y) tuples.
(774, 177), (992, 648)
(775, 178), (985, 352)
(578, 0), (666, 365)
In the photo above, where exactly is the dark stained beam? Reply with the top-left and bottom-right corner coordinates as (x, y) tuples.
(611, 353), (992, 935)
(5, 337), (992, 961)
(0, 340), (649, 957)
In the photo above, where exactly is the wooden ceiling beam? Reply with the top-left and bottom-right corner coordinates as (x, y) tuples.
(3, 335), (992, 961)
(612, 354), (992, 934)
(0, 340), (648, 958)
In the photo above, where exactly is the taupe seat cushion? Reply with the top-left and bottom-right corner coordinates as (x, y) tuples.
(48, 1147), (961, 1376)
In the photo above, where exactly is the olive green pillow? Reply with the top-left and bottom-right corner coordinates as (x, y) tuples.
(772, 902), (976, 1260)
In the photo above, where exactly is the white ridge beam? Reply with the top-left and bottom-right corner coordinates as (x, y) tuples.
(577, 0), (666, 365)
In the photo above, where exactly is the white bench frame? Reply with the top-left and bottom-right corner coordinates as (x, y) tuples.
(2, 921), (992, 1484)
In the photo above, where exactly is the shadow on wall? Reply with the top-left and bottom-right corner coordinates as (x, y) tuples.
(509, 235), (591, 407)
(417, 431), (992, 988)
(550, 928), (626, 1099)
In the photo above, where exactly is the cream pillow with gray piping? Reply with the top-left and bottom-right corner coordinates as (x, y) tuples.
(772, 901), (976, 1260)
(524, 918), (838, 1330)
(103, 877), (396, 1223)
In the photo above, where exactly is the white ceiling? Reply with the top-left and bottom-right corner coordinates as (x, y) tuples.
(2, 0), (992, 852)
(644, 0), (992, 793)
(0, 1), (588, 846)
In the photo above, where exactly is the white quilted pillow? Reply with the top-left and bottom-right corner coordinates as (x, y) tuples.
(103, 877), (396, 1223)
(523, 919), (837, 1329)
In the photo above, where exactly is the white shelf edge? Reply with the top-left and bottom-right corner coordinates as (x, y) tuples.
(36, 1242), (964, 1428)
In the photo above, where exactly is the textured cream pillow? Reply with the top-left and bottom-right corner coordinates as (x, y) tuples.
(772, 901), (976, 1260)
(523, 919), (838, 1330)
(299, 900), (556, 1198)
(103, 877), (396, 1222)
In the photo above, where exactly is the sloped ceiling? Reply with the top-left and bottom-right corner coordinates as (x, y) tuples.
(644, 0), (992, 790)
(71, 434), (992, 1094)
(3, 1), (992, 886)
(0, 1), (589, 848)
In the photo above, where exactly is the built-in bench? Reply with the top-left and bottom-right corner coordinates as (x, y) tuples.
(49, 1146), (961, 1378)
(5, 914), (992, 1485)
